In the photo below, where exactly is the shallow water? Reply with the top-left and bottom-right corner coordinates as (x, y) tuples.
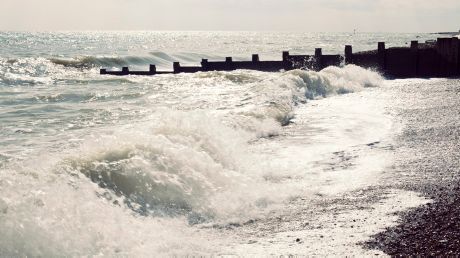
(0, 31), (440, 255)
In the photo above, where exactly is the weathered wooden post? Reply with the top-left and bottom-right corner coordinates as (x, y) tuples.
(315, 48), (322, 71)
(282, 51), (290, 62)
(122, 67), (129, 75)
(282, 51), (291, 70)
(173, 62), (181, 74)
(345, 45), (353, 65)
(410, 40), (419, 76)
(436, 38), (443, 76)
(252, 54), (259, 62)
(457, 37), (460, 76)
(149, 64), (157, 75)
(100, 68), (107, 75)
(452, 37), (460, 76)
(225, 57), (233, 70)
(436, 38), (453, 76)
(201, 59), (209, 71)
(377, 42), (386, 72)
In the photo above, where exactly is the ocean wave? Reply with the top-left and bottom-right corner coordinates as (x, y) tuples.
(195, 70), (261, 84)
(57, 110), (284, 224)
(228, 65), (383, 136)
(49, 55), (161, 69)
(287, 65), (383, 99)
(0, 57), (143, 86)
(1, 72), (54, 86)
(0, 65), (384, 220)
(48, 52), (204, 69)
(0, 158), (219, 256)
(0, 57), (55, 86)
(0, 52), (201, 86)
(0, 64), (385, 255)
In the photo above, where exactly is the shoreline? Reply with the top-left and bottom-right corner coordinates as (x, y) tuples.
(232, 77), (460, 256)
(364, 78), (460, 255)
(219, 83), (432, 255)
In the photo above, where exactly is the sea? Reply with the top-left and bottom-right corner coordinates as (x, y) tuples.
(0, 31), (445, 256)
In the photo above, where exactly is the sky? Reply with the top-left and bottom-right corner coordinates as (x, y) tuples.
(1, 0), (459, 32)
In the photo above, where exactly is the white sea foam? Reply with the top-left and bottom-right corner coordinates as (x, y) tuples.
(287, 65), (383, 99)
(0, 109), (298, 255)
(0, 64), (389, 255)
(1, 31), (426, 256)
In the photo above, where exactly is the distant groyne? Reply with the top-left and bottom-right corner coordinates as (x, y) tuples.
(101, 37), (460, 78)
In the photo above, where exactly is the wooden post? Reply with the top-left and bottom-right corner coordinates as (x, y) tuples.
(458, 37), (460, 76)
(410, 40), (419, 76)
(282, 51), (290, 61)
(315, 48), (322, 71)
(225, 57), (233, 71)
(345, 45), (353, 65)
(252, 54), (259, 62)
(436, 38), (443, 76)
(436, 38), (452, 76)
(173, 62), (181, 74)
(452, 37), (459, 76)
(149, 64), (156, 75)
(122, 67), (129, 75)
(282, 51), (291, 70)
(378, 42), (386, 72)
(201, 59), (208, 71)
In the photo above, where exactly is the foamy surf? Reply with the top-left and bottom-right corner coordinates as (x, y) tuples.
(0, 31), (438, 256)
(0, 63), (394, 254)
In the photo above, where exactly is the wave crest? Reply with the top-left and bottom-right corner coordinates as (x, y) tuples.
(229, 65), (383, 136)
(287, 65), (383, 99)
(60, 110), (270, 224)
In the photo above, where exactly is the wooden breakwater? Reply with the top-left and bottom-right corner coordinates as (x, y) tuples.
(100, 37), (460, 78)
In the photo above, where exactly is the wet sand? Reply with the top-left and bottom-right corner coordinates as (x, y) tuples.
(364, 78), (460, 255)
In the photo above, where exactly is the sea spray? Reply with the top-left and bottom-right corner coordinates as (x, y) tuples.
(0, 107), (307, 256)
(230, 65), (383, 134)
(0, 32), (392, 255)
(286, 65), (383, 99)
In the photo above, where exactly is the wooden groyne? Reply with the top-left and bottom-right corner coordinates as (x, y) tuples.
(100, 37), (460, 78)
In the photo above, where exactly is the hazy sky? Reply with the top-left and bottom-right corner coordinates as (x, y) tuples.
(1, 0), (459, 32)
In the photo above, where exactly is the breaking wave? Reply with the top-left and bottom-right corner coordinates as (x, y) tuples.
(0, 62), (384, 255)
(49, 55), (161, 69)
(228, 65), (383, 134)
(287, 65), (383, 99)
(48, 52), (213, 69)
(0, 52), (206, 86)
(0, 56), (140, 86)
(59, 111), (283, 223)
